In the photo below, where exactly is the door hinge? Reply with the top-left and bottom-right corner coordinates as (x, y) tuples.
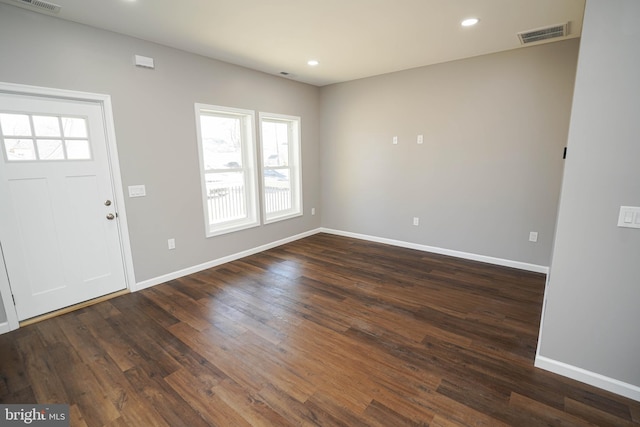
(563, 147), (567, 159)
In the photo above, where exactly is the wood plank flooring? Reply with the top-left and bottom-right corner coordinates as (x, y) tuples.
(1, 233), (639, 426)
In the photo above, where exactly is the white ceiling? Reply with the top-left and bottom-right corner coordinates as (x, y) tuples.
(2, 0), (585, 86)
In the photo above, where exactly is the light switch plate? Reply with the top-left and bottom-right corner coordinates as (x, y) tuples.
(617, 206), (640, 229)
(128, 185), (146, 198)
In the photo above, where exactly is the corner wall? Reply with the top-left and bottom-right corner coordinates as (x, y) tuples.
(319, 40), (579, 268)
(0, 3), (321, 294)
(537, 0), (640, 401)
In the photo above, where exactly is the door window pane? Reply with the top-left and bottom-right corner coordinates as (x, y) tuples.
(66, 140), (91, 160)
(4, 139), (36, 160)
(33, 116), (61, 137)
(37, 139), (64, 160)
(0, 113), (32, 136)
(62, 117), (88, 138)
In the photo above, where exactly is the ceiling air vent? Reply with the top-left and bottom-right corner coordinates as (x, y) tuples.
(518, 23), (568, 45)
(6, 0), (61, 13)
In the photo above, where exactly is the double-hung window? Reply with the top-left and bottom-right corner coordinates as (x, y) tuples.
(195, 104), (259, 237)
(259, 113), (302, 223)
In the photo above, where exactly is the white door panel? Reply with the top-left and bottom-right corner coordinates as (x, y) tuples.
(7, 176), (67, 296)
(0, 92), (126, 320)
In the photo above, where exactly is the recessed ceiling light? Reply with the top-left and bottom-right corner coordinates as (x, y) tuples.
(461, 18), (479, 27)
(307, 60), (319, 66)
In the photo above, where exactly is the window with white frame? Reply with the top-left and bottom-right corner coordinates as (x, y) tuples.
(195, 104), (259, 237)
(259, 113), (302, 223)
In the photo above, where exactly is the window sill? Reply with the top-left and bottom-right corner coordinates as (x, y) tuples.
(264, 211), (303, 225)
(206, 221), (260, 238)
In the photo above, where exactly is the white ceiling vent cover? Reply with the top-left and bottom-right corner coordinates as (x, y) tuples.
(518, 23), (568, 45)
(5, 0), (61, 13)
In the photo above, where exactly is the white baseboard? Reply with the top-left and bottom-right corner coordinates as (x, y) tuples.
(320, 228), (549, 274)
(136, 227), (548, 292)
(0, 321), (10, 335)
(535, 355), (640, 402)
(133, 228), (321, 292)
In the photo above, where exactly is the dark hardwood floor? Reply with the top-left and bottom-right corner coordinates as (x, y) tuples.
(1, 233), (639, 426)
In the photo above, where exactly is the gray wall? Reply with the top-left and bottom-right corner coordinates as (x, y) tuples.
(538, 0), (640, 387)
(0, 2), (321, 298)
(320, 40), (579, 267)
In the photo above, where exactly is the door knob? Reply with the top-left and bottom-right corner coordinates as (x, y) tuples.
(106, 213), (115, 220)
(105, 200), (112, 206)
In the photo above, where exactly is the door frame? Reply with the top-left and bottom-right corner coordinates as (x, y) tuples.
(0, 81), (135, 332)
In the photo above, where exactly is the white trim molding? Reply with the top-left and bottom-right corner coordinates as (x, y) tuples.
(320, 228), (549, 274)
(0, 241), (19, 331)
(0, 321), (10, 335)
(134, 227), (548, 293)
(535, 355), (640, 402)
(133, 229), (320, 292)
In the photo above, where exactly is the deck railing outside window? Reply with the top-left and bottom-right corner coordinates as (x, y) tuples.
(265, 186), (292, 214)
(208, 185), (292, 224)
(207, 186), (246, 224)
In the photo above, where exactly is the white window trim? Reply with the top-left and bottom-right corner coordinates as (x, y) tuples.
(258, 112), (303, 224)
(195, 103), (260, 238)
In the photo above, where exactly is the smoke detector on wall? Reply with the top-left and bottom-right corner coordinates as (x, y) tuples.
(1, 0), (61, 14)
(518, 23), (569, 45)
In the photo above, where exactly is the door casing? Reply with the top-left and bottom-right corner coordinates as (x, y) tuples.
(0, 81), (135, 332)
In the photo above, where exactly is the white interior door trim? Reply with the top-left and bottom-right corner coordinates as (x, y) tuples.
(0, 240), (16, 331)
(0, 81), (135, 331)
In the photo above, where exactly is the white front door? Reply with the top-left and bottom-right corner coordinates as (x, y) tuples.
(0, 91), (127, 321)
